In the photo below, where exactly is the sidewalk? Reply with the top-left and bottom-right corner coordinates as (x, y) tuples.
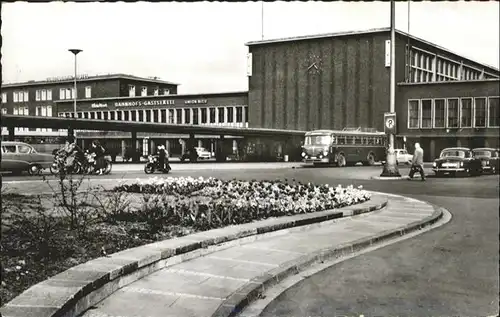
(78, 194), (440, 317)
(111, 162), (303, 172)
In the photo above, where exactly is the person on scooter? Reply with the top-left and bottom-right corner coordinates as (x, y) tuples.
(90, 140), (106, 175)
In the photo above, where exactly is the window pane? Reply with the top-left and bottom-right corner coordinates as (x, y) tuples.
(489, 97), (499, 127)
(192, 108), (199, 125)
(421, 100), (432, 128)
(434, 99), (445, 128)
(209, 108), (216, 123)
(167, 109), (174, 123)
(218, 107), (225, 123)
(408, 100), (419, 128)
(460, 98), (472, 127)
(160, 109), (166, 123)
(176, 109), (182, 124)
(145, 110), (151, 122)
(236, 106), (243, 123)
(227, 107), (234, 123)
(36, 90), (41, 101)
(184, 108), (191, 124)
(201, 108), (207, 124)
(447, 98), (459, 128)
(138, 110), (144, 122)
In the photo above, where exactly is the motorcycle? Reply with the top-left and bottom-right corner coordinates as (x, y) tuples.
(82, 151), (113, 175)
(144, 155), (171, 174)
(50, 151), (84, 175)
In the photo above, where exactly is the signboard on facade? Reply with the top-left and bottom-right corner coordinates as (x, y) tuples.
(91, 103), (108, 108)
(114, 99), (175, 108)
(384, 112), (397, 135)
(184, 99), (207, 105)
(247, 53), (253, 76)
(385, 40), (391, 68)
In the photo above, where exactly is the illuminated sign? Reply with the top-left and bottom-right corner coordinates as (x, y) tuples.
(91, 103), (108, 108)
(184, 99), (207, 105)
(114, 99), (175, 107)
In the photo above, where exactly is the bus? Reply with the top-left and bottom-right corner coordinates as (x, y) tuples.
(301, 127), (387, 167)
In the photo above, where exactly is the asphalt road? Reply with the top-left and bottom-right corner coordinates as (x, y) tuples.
(2, 164), (499, 316)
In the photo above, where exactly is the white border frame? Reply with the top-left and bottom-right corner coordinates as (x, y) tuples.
(407, 99), (420, 129)
(459, 97), (473, 128)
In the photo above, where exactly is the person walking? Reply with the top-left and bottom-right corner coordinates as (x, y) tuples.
(408, 142), (426, 181)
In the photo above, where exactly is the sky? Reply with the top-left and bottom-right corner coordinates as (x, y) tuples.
(1, 1), (499, 94)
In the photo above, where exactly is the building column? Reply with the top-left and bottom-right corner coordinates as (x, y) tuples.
(143, 110), (147, 122)
(165, 139), (170, 154)
(456, 139), (462, 147)
(150, 139), (156, 153)
(430, 139), (436, 161)
(188, 133), (196, 162)
(198, 108), (202, 125)
(215, 135), (226, 162)
(174, 109), (178, 124)
(189, 108), (194, 124)
(8, 126), (15, 141)
(206, 108), (210, 125)
(242, 106), (246, 128)
(484, 139), (490, 148)
(121, 140), (126, 159)
(131, 131), (138, 162)
(215, 107), (219, 125)
(233, 106), (237, 127)
(224, 107), (228, 126)
(181, 108), (185, 124)
(198, 140), (203, 148)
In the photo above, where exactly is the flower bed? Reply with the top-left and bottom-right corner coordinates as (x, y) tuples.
(113, 177), (371, 229)
(1, 176), (370, 304)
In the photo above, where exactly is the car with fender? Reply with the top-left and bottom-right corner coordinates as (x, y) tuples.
(0, 141), (54, 175)
(472, 147), (499, 174)
(432, 147), (482, 177)
(394, 148), (413, 165)
(180, 147), (212, 162)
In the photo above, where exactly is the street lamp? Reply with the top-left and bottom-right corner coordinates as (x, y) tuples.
(68, 49), (82, 119)
(380, 0), (401, 177)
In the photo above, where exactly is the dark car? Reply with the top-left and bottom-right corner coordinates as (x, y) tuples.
(472, 148), (499, 174)
(432, 147), (482, 177)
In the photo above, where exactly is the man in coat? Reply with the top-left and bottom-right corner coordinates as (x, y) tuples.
(408, 142), (426, 181)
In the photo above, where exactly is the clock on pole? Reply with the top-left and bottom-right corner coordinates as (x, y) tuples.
(384, 112), (396, 135)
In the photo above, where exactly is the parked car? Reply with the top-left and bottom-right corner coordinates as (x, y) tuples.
(472, 147), (499, 174)
(432, 147), (482, 177)
(180, 147), (211, 162)
(394, 148), (413, 165)
(0, 141), (54, 175)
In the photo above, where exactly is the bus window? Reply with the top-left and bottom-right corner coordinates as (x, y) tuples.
(375, 137), (381, 145)
(354, 136), (362, 145)
(337, 136), (346, 145)
(345, 136), (354, 144)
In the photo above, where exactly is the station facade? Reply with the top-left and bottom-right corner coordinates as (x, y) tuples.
(2, 28), (499, 162)
(245, 28), (500, 160)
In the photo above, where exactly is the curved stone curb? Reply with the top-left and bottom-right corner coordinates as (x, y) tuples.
(0, 195), (387, 317)
(211, 198), (444, 317)
(371, 176), (407, 180)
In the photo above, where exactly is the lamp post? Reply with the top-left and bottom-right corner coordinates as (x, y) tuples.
(380, 0), (401, 177)
(68, 49), (82, 119)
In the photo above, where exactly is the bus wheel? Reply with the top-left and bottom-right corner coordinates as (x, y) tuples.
(337, 154), (346, 167)
(366, 153), (376, 166)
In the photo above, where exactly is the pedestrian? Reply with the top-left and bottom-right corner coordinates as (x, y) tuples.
(91, 140), (106, 175)
(408, 142), (426, 181)
(158, 145), (167, 172)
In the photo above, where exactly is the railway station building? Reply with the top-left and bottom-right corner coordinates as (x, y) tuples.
(2, 27), (499, 162)
(245, 27), (500, 161)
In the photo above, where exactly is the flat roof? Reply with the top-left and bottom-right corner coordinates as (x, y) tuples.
(245, 27), (499, 74)
(53, 90), (249, 103)
(2, 73), (180, 88)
